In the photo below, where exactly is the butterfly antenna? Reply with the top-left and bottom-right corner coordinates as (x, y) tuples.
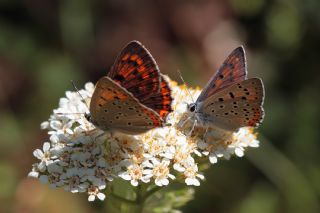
(56, 112), (85, 115)
(70, 80), (90, 111)
(177, 70), (195, 103)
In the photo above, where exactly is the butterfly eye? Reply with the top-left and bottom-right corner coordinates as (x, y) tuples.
(189, 104), (196, 112)
(84, 113), (91, 121)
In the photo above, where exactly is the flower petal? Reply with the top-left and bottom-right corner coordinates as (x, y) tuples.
(43, 142), (51, 152)
(97, 192), (106, 201)
(33, 149), (44, 159)
(88, 195), (95, 202)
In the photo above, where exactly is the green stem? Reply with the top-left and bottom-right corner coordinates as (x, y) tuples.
(143, 185), (162, 200)
(108, 192), (137, 205)
(105, 181), (164, 213)
(135, 184), (145, 212)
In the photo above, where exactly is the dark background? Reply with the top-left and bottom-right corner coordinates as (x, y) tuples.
(0, 0), (319, 212)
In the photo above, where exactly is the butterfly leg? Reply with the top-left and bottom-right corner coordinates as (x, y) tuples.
(83, 128), (100, 143)
(93, 132), (107, 142)
(179, 115), (192, 129)
(203, 127), (209, 143)
(110, 131), (115, 138)
(85, 128), (99, 135)
(188, 119), (197, 136)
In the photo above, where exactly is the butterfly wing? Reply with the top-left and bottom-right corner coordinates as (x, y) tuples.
(197, 78), (265, 131)
(139, 75), (173, 120)
(197, 46), (247, 103)
(108, 40), (161, 103)
(89, 76), (163, 134)
(108, 41), (173, 120)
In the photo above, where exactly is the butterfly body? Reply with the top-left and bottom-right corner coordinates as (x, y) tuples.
(86, 41), (173, 135)
(183, 46), (265, 132)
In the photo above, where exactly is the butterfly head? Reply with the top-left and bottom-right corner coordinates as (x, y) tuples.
(85, 112), (101, 129)
(84, 112), (92, 123)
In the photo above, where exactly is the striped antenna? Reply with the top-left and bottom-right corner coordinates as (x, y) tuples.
(177, 70), (195, 103)
(70, 80), (90, 111)
(56, 112), (85, 115)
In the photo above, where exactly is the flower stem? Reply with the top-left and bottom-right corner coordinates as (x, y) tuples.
(134, 184), (145, 212)
(108, 192), (137, 205)
(143, 185), (162, 200)
(105, 180), (164, 213)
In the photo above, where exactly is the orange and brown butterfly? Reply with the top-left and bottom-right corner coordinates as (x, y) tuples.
(85, 41), (173, 134)
(184, 46), (265, 131)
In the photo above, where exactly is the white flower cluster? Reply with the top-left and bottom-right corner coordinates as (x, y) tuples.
(28, 77), (260, 201)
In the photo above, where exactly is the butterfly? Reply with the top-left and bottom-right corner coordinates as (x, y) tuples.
(85, 41), (173, 134)
(183, 46), (265, 132)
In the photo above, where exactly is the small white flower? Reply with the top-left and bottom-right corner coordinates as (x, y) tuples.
(118, 164), (145, 186)
(88, 185), (106, 201)
(33, 142), (53, 171)
(183, 163), (204, 186)
(144, 158), (175, 186)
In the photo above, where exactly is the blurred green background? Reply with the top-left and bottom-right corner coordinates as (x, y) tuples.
(0, 0), (319, 212)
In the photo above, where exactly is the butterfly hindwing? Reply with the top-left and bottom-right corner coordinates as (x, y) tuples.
(139, 75), (173, 120)
(197, 46), (247, 102)
(89, 76), (163, 134)
(198, 78), (264, 131)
